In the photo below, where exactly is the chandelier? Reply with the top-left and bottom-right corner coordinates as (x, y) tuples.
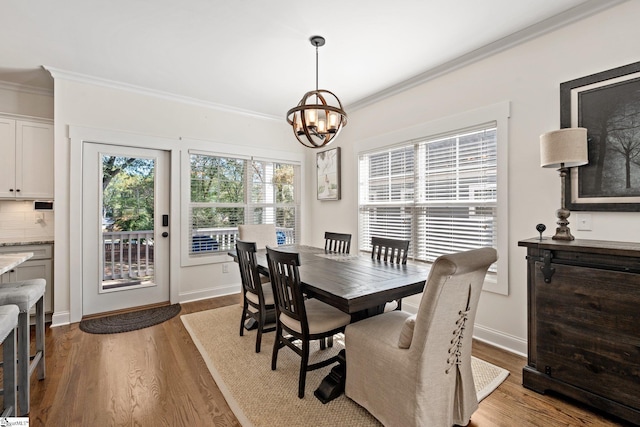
(286, 36), (348, 149)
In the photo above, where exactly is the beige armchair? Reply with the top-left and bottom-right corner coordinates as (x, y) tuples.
(345, 247), (497, 427)
(238, 224), (277, 250)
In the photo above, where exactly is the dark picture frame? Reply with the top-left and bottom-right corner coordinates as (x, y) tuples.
(561, 61), (640, 211)
(316, 147), (341, 201)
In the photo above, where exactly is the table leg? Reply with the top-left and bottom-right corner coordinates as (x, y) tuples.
(314, 349), (346, 404)
(245, 308), (276, 331)
(244, 318), (258, 330)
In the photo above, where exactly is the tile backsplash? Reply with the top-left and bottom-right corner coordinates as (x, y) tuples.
(0, 200), (54, 243)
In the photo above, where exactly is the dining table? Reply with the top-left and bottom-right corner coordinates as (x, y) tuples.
(228, 244), (432, 402)
(230, 244), (430, 316)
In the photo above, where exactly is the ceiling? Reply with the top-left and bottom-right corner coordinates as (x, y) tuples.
(0, 0), (623, 120)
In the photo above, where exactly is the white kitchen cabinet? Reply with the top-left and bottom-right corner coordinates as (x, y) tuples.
(0, 117), (54, 199)
(0, 244), (53, 314)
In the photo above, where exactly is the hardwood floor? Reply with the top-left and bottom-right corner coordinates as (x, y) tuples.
(23, 295), (632, 426)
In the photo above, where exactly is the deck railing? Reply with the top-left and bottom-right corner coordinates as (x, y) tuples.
(103, 231), (154, 281)
(190, 226), (295, 254)
(102, 226), (295, 279)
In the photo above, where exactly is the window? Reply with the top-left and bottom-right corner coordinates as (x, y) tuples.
(359, 124), (498, 271)
(189, 153), (300, 255)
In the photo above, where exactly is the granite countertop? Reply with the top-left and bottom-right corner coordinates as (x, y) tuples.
(0, 241), (54, 247)
(0, 252), (34, 275)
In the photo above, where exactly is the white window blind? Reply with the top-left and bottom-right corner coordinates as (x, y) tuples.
(189, 153), (299, 255)
(359, 124), (497, 270)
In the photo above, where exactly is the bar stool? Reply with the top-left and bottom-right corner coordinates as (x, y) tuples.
(0, 279), (46, 416)
(0, 304), (19, 416)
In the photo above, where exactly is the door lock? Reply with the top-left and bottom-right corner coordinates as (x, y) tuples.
(162, 232), (169, 238)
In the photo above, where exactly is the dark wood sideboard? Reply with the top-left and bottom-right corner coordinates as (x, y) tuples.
(518, 238), (640, 425)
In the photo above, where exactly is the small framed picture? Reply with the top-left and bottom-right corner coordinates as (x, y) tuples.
(317, 147), (341, 201)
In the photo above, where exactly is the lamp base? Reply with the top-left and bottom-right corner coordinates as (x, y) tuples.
(552, 207), (575, 241)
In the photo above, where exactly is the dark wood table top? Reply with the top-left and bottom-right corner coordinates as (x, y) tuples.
(229, 245), (430, 314)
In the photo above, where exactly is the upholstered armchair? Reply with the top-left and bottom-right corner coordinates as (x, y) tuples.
(345, 247), (497, 427)
(238, 224), (277, 250)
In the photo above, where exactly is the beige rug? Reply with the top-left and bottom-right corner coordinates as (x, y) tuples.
(181, 305), (509, 427)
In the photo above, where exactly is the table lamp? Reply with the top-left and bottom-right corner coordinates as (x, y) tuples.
(540, 127), (588, 240)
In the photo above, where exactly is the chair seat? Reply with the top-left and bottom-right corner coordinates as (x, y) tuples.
(0, 305), (19, 342)
(279, 298), (351, 335)
(246, 283), (275, 306)
(0, 279), (46, 312)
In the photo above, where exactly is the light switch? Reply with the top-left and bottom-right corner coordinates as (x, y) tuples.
(576, 213), (592, 231)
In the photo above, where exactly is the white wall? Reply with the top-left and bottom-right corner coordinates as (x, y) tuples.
(52, 78), (305, 324)
(306, 0), (640, 354)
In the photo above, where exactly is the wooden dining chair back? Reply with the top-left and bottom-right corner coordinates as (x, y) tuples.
(266, 246), (351, 398)
(324, 232), (352, 254)
(236, 240), (276, 353)
(345, 247), (498, 427)
(371, 236), (410, 264)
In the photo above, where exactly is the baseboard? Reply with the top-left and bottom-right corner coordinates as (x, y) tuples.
(473, 324), (527, 357)
(179, 285), (240, 304)
(400, 298), (527, 357)
(51, 310), (71, 327)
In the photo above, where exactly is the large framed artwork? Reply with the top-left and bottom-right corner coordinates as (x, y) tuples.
(561, 60), (640, 211)
(317, 147), (341, 201)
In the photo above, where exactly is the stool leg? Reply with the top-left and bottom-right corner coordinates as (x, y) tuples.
(2, 327), (17, 416)
(36, 296), (45, 380)
(17, 311), (29, 416)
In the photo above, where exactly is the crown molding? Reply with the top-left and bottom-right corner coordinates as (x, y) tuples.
(43, 66), (281, 122)
(0, 80), (53, 97)
(346, 0), (628, 112)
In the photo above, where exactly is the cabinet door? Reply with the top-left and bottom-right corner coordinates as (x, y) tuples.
(0, 259), (53, 313)
(534, 262), (640, 410)
(0, 118), (17, 198)
(16, 121), (54, 199)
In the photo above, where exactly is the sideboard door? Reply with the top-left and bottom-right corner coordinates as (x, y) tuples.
(533, 261), (640, 410)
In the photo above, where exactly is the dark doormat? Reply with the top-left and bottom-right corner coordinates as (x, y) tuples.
(79, 304), (182, 334)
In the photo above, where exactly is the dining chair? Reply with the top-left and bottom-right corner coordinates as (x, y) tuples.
(345, 247), (497, 427)
(236, 240), (276, 353)
(238, 224), (278, 250)
(324, 231), (352, 254)
(266, 246), (351, 398)
(371, 236), (409, 264)
(371, 236), (410, 310)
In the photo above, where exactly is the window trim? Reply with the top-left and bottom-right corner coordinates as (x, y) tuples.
(180, 139), (304, 267)
(355, 102), (510, 295)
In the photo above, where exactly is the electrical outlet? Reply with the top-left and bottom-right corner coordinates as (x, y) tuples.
(576, 213), (592, 231)
(35, 212), (45, 224)
(222, 263), (229, 273)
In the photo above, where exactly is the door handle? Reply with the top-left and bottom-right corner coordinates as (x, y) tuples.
(162, 232), (169, 238)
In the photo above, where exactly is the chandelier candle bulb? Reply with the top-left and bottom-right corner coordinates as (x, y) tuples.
(306, 109), (317, 127)
(328, 113), (338, 131)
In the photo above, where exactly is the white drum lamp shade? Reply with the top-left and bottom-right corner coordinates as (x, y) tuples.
(540, 127), (588, 168)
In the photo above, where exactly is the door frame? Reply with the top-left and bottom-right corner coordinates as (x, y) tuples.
(69, 126), (180, 323)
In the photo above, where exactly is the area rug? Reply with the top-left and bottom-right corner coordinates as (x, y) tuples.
(181, 305), (509, 427)
(80, 303), (181, 334)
